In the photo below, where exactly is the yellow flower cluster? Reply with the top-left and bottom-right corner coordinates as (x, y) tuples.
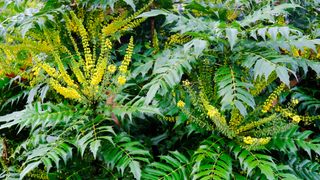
(301, 115), (320, 125)
(276, 16), (286, 25)
(291, 115), (301, 124)
(41, 63), (58, 78)
(165, 34), (191, 48)
(261, 83), (285, 113)
(117, 75), (127, 85)
(275, 106), (303, 124)
(122, 18), (146, 31)
(49, 79), (81, 100)
(105, 38), (112, 49)
(108, 65), (117, 74)
(292, 47), (300, 57)
(243, 136), (271, 145)
(236, 114), (276, 134)
(199, 92), (227, 125)
(182, 80), (191, 86)
(117, 37), (134, 86)
(91, 38), (113, 86)
(250, 73), (277, 96)
(288, 46), (320, 60)
(229, 109), (243, 130)
(226, 10), (238, 21)
(164, 116), (177, 122)
(300, 47), (311, 59)
(207, 105), (218, 118)
(177, 100), (185, 108)
(152, 29), (159, 53)
(207, 105), (227, 124)
(50, 51), (78, 88)
(317, 46), (320, 59)
(291, 98), (299, 106)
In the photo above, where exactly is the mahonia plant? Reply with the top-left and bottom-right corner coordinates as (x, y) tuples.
(139, 0), (320, 149)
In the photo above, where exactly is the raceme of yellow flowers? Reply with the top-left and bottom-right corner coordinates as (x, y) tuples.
(102, 0), (154, 37)
(289, 46), (320, 60)
(37, 12), (135, 102)
(0, 34), (53, 79)
(261, 83), (286, 113)
(175, 83), (292, 147)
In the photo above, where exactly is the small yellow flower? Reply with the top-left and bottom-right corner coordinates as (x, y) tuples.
(105, 39), (112, 49)
(32, 66), (41, 76)
(177, 100), (185, 108)
(243, 136), (254, 145)
(117, 75), (127, 85)
(291, 98), (299, 106)
(108, 65), (116, 74)
(6, 37), (13, 43)
(292, 115), (301, 123)
(182, 80), (191, 86)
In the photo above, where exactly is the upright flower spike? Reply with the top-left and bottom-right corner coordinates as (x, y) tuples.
(120, 37), (134, 74)
(261, 83), (286, 113)
(91, 38), (112, 86)
(70, 11), (93, 78)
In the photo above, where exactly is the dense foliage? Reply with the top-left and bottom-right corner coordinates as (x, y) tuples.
(0, 0), (320, 179)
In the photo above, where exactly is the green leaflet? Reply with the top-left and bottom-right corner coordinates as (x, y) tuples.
(215, 66), (255, 115)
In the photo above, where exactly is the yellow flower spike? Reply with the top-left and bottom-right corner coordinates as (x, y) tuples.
(177, 100), (185, 108)
(119, 37), (134, 75)
(49, 79), (81, 100)
(261, 83), (285, 113)
(108, 65), (117, 74)
(117, 75), (127, 85)
(292, 115), (301, 123)
(41, 63), (58, 78)
(70, 11), (93, 77)
(91, 59), (107, 86)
